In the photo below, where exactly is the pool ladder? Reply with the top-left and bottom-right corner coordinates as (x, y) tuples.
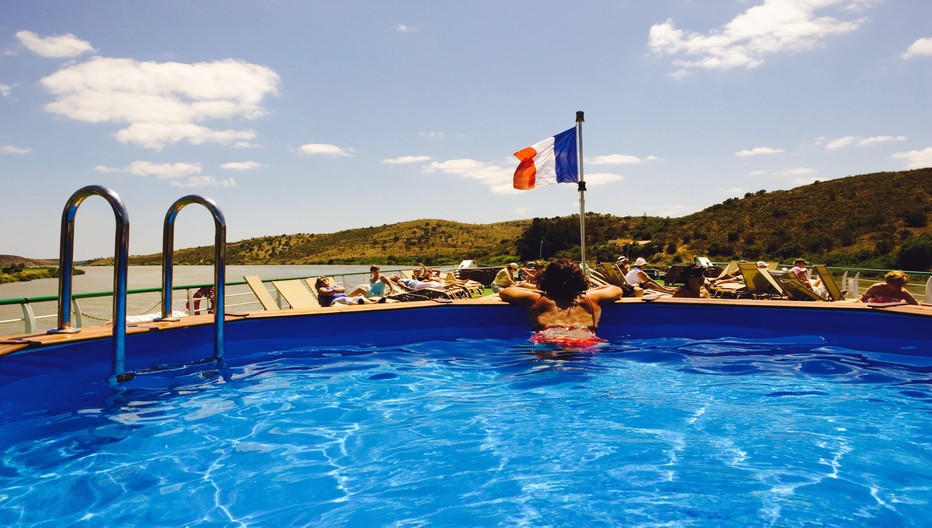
(51, 185), (227, 382)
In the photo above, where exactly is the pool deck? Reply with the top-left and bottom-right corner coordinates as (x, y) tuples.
(2, 295), (930, 358)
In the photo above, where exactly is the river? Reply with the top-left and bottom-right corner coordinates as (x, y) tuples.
(0, 264), (402, 336)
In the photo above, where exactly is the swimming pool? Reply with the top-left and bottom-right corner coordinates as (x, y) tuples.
(1, 300), (930, 526)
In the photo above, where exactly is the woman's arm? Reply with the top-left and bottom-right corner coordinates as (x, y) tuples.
(588, 285), (623, 304)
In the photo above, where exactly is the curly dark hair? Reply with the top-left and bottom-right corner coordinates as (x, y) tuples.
(536, 258), (588, 297)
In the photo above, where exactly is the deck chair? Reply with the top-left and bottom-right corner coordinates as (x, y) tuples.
(588, 269), (611, 288)
(597, 263), (630, 287)
(737, 263), (784, 299)
(706, 261), (739, 283)
(812, 264), (844, 301)
(708, 280), (748, 299)
(243, 275), (281, 311)
(271, 279), (321, 309)
(771, 273), (825, 302)
(445, 272), (484, 297)
(388, 278), (461, 301)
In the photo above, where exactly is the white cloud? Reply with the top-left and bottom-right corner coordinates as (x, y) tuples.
(96, 161), (202, 179)
(825, 136), (856, 150)
(901, 37), (932, 59)
(169, 175), (236, 188)
(93, 161), (235, 187)
(780, 166), (816, 176)
(589, 154), (659, 165)
(892, 147), (932, 169)
(583, 172), (624, 186)
(418, 131), (446, 139)
(747, 166), (815, 178)
(395, 23), (413, 33)
(39, 57), (280, 150)
(1, 145), (31, 155)
(824, 135), (907, 149)
(649, 0), (868, 76)
(422, 158), (517, 194)
(858, 135), (907, 146)
(736, 146), (784, 157)
(382, 155), (431, 165)
(220, 161), (262, 171)
(15, 30), (94, 58)
(421, 158), (621, 194)
(298, 143), (352, 156)
(0, 84), (11, 98)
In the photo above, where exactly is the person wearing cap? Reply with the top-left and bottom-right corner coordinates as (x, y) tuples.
(789, 258), (827, 296)
(624, 257), (676, 294)
(492, 262), (526, 293)
(615, 256), (630, 276)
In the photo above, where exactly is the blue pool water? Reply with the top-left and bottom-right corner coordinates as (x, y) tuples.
(1, 333), (930, 527)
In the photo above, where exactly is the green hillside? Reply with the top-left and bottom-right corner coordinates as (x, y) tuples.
(101, 219), (532, 266)
(516, 168), (932, 271)
(80, 168), (932, 271)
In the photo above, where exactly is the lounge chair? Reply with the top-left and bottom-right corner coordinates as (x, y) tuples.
(445, 272), (484, 297)
(737, 263), (784, 299)
(597, 263), (630, 288)
(771, 273), (824, 302)
(243, 275), (281, 311)
(812, 264), (844, 301)
(272, 279), (321, 309)
(388, 278), (462, 301)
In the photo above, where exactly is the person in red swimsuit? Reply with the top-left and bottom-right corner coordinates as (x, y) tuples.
(499, 258), (623, 346)
(856, 270), (919, 305)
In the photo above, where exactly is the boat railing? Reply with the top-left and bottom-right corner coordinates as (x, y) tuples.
(710, 262), (931, 300)
(0, 268), (416, 336)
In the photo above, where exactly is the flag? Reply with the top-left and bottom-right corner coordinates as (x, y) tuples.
(513, 127), (578, 190)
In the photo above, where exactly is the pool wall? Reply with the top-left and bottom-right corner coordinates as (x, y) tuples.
(1, 300), (930, 396)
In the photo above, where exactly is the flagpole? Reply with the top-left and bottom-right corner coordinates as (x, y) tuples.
(575, 111), (587, 270)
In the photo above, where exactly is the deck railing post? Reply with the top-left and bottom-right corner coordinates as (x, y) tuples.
(21, 303), (36, 334)
(158, 195), (226, 361)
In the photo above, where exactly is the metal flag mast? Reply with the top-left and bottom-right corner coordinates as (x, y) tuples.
(575, 111), (587, 268)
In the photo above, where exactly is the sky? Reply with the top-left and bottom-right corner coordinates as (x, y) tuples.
(1, 0), (930, 260)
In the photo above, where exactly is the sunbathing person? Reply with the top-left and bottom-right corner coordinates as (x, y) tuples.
(499, 259), (623, 346)
(856, 270), (919, 305)
(673, 266), (710, 298)
(624, 258), (676, 294)
(315, 277), (381, 306)
(350, 265), (395, 298)
(414, 262), (441, 281)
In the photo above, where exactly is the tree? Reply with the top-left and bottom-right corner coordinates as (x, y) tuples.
(895, 235), (932, 271)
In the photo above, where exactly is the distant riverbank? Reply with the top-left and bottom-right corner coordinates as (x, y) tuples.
(0, 266), (84, 284)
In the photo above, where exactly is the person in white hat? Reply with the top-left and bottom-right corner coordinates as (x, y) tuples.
(492, 262), (533, 293)
(624, 257), (676, 294)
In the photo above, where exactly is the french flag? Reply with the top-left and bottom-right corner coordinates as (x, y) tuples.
(513, 127), (578, 190)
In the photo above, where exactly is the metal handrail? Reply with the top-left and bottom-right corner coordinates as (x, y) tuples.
(159, 195), (227, 362)
(49, 185), (130, 381)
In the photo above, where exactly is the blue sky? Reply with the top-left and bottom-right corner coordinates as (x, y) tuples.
(2, 0), (930, 260)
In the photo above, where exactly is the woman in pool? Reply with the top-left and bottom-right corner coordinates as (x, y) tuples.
(499, 258), (623, 346)
(673, 265), (710, 298)
(856, 270), (919, 305)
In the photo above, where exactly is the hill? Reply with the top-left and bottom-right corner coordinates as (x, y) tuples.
(90, 219), (532, 266)
(68, 168), (932, 272)
(514, 168), (932, 271)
